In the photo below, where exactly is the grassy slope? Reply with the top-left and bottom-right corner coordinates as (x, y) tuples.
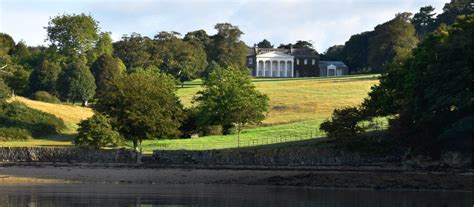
(141, 75), (379, 152)
(2, 74), (378, 151)
(0, 97), (93, 147)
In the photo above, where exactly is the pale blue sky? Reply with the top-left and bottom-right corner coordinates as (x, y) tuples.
(0, 0), (446, 52)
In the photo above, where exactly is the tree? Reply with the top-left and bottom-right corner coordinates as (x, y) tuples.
(363, 15), (473, 155)
(90, 54), (124, 95)
(368, 13), (418, 72)
(29, 59), (61, 94)
(257, 39), (273, 48)
(194, 66), (269, 142)
(57, 61), (96, 106)
(151, 35), (208, 86)
(0, 33), (15, 56)
(294, 40), (314, 49)
(113, 33), (152, 70)
(0, 78), (10, 102)
(74, 113), (122, 149)
(183, 30), (212, 51)
(209, 23), (248, 68)
(430, 0), (473, 31)
(321, 45), (345, 61)
(412, 6), (437, 39)
(94, 70), (184, 159)
(87, 32), (114, 65)
(320, 107), (366, 139)
(45, 13), (100, 60)
(343, 31), (373, 73)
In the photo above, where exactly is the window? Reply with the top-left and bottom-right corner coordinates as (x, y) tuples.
(312, 59), (315, 65)
(248, 58), (253, 65)
(296, 59), (300, 65)
(304, 59), (307, 65)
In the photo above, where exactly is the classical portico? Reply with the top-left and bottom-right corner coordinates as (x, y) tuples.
(255, 51), (294, 77)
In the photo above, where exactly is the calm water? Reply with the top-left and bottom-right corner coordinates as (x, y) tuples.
(0, 184), (472, 207)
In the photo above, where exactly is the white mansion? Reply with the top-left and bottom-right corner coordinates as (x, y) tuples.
(246, 46), (348, 78)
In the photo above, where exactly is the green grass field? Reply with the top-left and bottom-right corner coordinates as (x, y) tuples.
(1, 74), (380, 152)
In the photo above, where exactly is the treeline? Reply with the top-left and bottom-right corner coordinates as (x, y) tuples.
(321, 13), (473, 157)
(0, 14), (252, 105)
(320, 0), (472, 73)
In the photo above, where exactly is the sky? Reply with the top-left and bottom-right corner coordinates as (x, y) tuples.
(0, 0), (447, 52)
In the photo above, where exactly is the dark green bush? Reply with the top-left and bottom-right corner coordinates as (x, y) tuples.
(0, 101), (66, 137)
(0, 127), (31, 141)
(74, 113), (122, 149)
(30, 91), (60, 103)
(320, 106), (366, 139)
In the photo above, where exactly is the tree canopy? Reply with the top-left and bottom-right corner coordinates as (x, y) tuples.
(194, 66), (269, 136)
(94, 70), (185, 151)
(90, 54), (124, 95)
(209, 23), (248, 68)
(257, 39), (273, 48)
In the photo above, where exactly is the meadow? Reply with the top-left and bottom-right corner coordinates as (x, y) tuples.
(0, 74), (379, 152)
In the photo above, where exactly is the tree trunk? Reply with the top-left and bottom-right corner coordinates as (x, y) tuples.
(237, 124), (241, 148)
(136, 140), (142, 164)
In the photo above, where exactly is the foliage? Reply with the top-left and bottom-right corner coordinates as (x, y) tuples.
(45, 13), (100, 59)
(183, 30), (212, 49)
(151, 35), (208, 84)
(368, 13), (419, 72)
(194, 66), (269, 136)
(0, 101), (66, 137)
(208, 23), (248, 68)
(0, 127), (31, 141)
(0, 78), (11, 102)
(94, 70), (185, 150)
(0, 33), (15, 55)
(113, 33), (153, 70)
(257, 39), (273, 48)
(90, 54), (123, 95)
(363, 15), (473, 154)
(430, 0), (473, 32)
(200, 61), (222, 80)
(57, 61), (96, 105)
(342, 31), (373, 73)
(87, 32), (114, 65)
(28, 58), (61, 95)
(321, 45), (345, 61)
(30, 91), (60, 103)
(320, 107), (366, 139)
(74, 113), (122, 149)
(412, 6), (436, 39)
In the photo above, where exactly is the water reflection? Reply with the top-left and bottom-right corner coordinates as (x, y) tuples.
(0, 184), (471, 207)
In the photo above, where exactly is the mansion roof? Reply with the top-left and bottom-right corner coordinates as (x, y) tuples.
(319, 61), (348, 69)
(247, 47), (318, 57)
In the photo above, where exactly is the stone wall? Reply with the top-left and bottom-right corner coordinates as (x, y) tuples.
(0, 147), (136, 163)
(152, 148), (402, 166)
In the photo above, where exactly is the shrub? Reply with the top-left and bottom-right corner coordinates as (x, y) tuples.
(0, 101), (66, 137)
(30, 91), (60, 103)
(320, 106), (366, 139)
(74, 113), (122, 149)
(0, 127), (31, 141)
(0, 78), (10, 102)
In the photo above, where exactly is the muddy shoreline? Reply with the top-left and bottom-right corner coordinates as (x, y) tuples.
(0, 163), (472, 191)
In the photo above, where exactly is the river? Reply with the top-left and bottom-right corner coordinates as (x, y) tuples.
(0, 184), (471, 206)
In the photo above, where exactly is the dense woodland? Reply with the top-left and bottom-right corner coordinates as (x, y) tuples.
(0, 0), (472, 157)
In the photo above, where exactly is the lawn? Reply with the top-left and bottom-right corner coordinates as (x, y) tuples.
(1, 74), (379, 152)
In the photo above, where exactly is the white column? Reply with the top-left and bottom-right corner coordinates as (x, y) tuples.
(270, 61), (273, 77)
(262, 61), (265, 77)
(284, 61), (288, 77)
(290, 61), (295, 77)
(277, 61), (281, 77)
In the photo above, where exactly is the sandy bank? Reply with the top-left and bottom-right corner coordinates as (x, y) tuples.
(0, 164), (472, 191)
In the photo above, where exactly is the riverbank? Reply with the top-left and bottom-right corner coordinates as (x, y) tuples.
(0, 164), (472, 191)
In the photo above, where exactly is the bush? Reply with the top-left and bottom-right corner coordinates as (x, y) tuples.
(74, 113), (122, 149)
(30, 91), (60, 103)
(0, 101), (66, 137)
(0, 127), (31, 141)
(320, 106), (366, 139)
(0, 78), (10, 102)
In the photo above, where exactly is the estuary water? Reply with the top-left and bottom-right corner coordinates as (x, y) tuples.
(0, 184), (471, 207)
